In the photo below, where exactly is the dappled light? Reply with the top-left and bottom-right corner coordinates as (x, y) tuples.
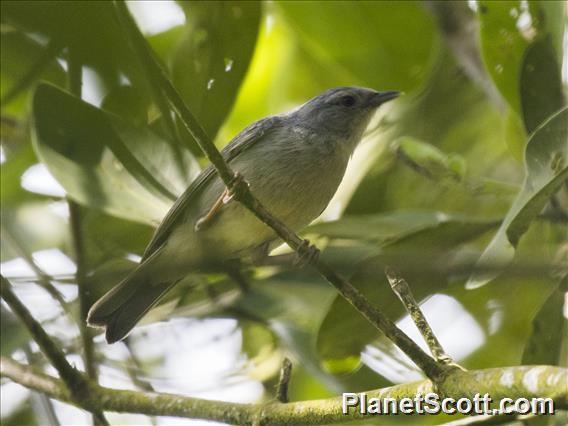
(1, 1), (566, 425)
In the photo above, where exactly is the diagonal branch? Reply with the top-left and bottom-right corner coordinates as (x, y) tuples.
(0, 276), (109, 425)
(385, 267), (455, 365)
(112, 0), (450, 383)
(1, 224), (67, 308)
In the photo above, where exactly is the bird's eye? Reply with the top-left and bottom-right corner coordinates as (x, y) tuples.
(340, 95), (356, 107)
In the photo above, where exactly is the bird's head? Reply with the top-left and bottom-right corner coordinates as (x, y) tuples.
(291, 86), (400, 151)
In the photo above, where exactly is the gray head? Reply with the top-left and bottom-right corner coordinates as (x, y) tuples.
(290, 86), (400, 150)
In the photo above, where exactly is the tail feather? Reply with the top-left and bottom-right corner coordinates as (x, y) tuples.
(87, 265), (177, 343)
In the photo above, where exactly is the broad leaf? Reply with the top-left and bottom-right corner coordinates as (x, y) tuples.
(172, 1), (261, 139)
(522, 276), (567, 366)
(1, 1), (151, 96)
(520, 36), (565, 133)
(314, 212), (498, 368)
(32, 84), (200, 225)
(467, 108), (568, 288)
(392, 137), (465, 183)
(277, 1), (437, 92)
(1, 31), (65, 117)
(478, 0), (531, 114)
(308, 211), (497, 245)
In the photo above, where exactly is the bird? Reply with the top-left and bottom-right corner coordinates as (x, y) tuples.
(87, 86), (400, 343)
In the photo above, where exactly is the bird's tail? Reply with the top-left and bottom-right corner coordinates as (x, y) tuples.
(87, 263), (177, 344)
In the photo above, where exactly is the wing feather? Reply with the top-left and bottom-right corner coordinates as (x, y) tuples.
(142, 116), (281, 259)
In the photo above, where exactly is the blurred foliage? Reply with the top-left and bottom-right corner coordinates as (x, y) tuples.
(1, 1), (566, 425)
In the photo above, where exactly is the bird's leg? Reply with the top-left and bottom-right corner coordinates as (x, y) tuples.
(293, 239), (320, 268)
(194, 173), (246, 231)
(194, 189), (228, 231)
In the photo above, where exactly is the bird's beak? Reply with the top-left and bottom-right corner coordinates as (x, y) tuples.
(368, 90), (401, 108)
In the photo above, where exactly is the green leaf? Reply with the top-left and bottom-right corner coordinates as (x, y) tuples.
(100, 85), (150, 127)
(80, 210), (154, 268)
(478, 1), (531, 114)
(478, 1), (565, 134)
(522, 276), (567, 366)
(1, 1), (151, 96)
(344, 50), (514, 218)
(277, 1), (437, 92)
(520, 36), (565, 134)
(236, 272), (344, 390)
(467, 108), (568, 289)
(308, 211), (497, 245)
(32, 84), (200, 225)
(172, 1), (261, 139)
(1, 306), (29, 356)
(1, 31), (65, 117)
(0, 143), (41, 206)
(392, 137), (465, 182)
(1, 202), (68, 263)
(315, 212), (498, 368)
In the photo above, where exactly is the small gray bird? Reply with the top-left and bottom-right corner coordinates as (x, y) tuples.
(87, 86), (400, 343)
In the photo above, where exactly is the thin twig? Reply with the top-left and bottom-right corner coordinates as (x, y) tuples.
(276, 358), (293, 403)
(385, 267), (455, 365)
(68, 201), (99, 379)
(112, 0), (450, 383)
(1, 224), (67, 308)
(66, 48), (107, 426)
(66, 48), (98, 380)
(24, 346), (61, 426)
(0, 276), (109, 425)
(123, 339), (155, 393)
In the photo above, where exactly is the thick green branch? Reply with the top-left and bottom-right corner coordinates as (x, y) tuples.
(2, 358), (566, 425)
(112, 0), (448, 382)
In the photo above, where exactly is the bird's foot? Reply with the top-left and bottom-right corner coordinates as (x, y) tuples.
(224, 172), (249, 204)
(293, 239), (320, 268)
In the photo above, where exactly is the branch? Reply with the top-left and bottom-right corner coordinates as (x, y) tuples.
(1, 224), (67, 308)
(2, 357), (566, 425)
(112, 0), (449, 383)
(67, 47), (108, 426)
(0, 276), (108, 425)
(385, 267), (454, 365)
(276, 358), (293, 403)
(67, 46), (99, 382)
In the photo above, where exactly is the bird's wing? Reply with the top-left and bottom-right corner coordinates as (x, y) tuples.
(142, 115), (281, 260)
